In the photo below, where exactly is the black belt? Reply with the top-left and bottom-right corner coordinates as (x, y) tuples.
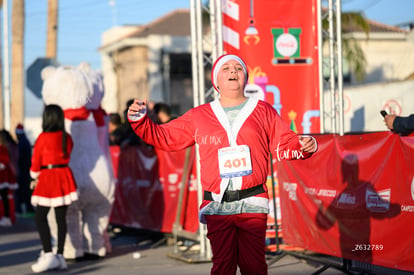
(40, 164), (68, 170)
(204, 185), (265, 202)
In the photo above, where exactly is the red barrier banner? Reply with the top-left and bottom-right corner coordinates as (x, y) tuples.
(109, 144), (199, 233)
(109, 143), (280, 253)
(109, 143), (281, 252)
(222, 0), (321, 134)
(278, 132), (414, 272)
(109, 145), (120, 180)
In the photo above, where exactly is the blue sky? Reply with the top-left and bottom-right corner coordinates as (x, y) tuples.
(24, 0), (190, 70)
(21, 0), (189, 117)
(341, 0), (414, 26)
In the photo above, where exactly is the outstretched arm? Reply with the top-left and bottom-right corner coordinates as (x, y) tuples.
(384, 114), (414, 135)
(127, 98), (195, 151)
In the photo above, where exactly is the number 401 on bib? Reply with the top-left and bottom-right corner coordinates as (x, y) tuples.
(218, 145), (252, 178)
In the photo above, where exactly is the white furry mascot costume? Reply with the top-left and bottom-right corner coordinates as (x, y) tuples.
(41, 65), (115, 259)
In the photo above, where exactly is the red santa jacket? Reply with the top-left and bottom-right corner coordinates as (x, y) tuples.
(129, 98), (313, 211)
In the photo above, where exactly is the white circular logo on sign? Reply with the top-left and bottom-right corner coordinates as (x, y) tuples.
(276, 33), (298, 57)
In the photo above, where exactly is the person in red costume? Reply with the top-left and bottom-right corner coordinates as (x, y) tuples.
(127, 54), (317, 275)
(0, 131), (18, 227)
(30, 104), (78, 273)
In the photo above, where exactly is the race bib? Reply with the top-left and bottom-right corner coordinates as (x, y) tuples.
(218, 145), (252, 178)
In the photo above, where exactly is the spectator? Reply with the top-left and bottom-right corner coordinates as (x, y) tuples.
(108, 113), (122, 145)
(0, 129), (19, 176)
(15, 123), (34, 215)
(384, 113), (414, 135)
(0, 130), (18, 227)
(153, 102), (173, 124)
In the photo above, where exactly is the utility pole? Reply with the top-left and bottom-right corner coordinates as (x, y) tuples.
(46, 0), (58, 58)
(11, 0), (25, 134)
(0, 0), (5, 129)
(2, 0), (10, 131)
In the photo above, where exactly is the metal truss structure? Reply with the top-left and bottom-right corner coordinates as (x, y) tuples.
(190, 0), (345, 134)
(322, 0), (344, 135)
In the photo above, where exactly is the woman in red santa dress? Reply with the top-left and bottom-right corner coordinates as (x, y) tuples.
(0, 130), (18, 227)
(127, 54), (318, 275)
(30, 104), (78, 273)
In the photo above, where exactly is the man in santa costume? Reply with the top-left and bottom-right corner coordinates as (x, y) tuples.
(127, 54), (317, 275)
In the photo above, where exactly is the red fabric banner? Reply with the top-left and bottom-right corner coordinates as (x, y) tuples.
(109, 133), (414, 272)
(278, 132), (414, 272)
(109, 144), (199, 233)
(109, 143), (281, 249)
(222, 0), (321, 134)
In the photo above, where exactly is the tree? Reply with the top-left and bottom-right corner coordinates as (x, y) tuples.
(322, 10), (370, 82)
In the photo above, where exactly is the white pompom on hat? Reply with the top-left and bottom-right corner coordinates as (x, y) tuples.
(211, 54), (248, 93)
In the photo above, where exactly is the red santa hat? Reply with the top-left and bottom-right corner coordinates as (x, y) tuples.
(211, 54), (248, 93)
(15, 123), (24, 134)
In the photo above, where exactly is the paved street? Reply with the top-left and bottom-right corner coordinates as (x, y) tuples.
(0, 216), (410, 274)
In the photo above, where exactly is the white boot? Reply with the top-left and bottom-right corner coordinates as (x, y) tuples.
(31, 251), (59, 273)
(0, 217), (12, 227)
(56, 254), (67, 270)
